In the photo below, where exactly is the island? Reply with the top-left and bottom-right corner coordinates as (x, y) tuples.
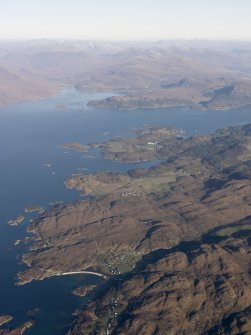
(60, 143), (90, 153)
(16, 123), (251, 334)
(24, 206), (44, 214)
(7, 216), (25, 227)
(73, 285), (97, 297)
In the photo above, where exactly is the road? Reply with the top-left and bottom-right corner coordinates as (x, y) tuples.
(60, 270), (107, 279)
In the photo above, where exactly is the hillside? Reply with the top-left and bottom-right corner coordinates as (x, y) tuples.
(1, 40), (251, 109)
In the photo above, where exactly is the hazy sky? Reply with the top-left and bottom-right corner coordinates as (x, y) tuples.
(0, 0), (250, 40)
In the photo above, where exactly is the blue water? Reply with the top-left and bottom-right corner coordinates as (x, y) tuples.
(1, 89), (251, 334)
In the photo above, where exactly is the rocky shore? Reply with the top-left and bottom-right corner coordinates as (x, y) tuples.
(0, 322), (33, 335)
(0, 316), (12, 327)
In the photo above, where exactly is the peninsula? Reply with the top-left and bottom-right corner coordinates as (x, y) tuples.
(15, 123), (251, 334)
(0, 316), (12, 327)
(18, 124), (251, 275)
(62, 126), (183, 163)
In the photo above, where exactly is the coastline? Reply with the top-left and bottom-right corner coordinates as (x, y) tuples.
(0, 85), (62, 111)
(87, 100), (251, 112)
(16, 268), (107, 286)
(1, 83), (250, 114)
(2, 88), (251, 334)
(0, 315), (13, 327)
(1, 80), (250, 114)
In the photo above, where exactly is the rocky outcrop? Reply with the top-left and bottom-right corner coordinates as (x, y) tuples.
(70, 232), (251, 335)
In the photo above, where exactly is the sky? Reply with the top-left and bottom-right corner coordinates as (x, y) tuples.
(0, 0), (251, 40)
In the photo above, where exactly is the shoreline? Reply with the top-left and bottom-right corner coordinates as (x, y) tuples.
(0, 85), (62, 111)
(17, 269), (108, 286)
(1, 85), (250, 114)
(0, 315), (13, 327)
(87, 100), (251, 112)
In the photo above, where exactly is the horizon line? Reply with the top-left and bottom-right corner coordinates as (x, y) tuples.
(0, 37), (251, 43)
